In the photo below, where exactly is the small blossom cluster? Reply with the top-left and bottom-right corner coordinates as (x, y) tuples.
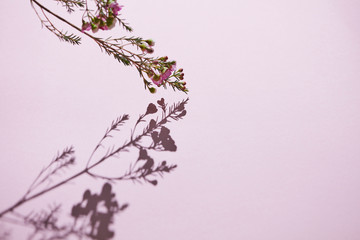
(144, 56), (187, 93)
(139, 39), (155, 54)
(82, 0), (123, 33)
(116, 38), (187, 93)
(31, 0), (188, 93)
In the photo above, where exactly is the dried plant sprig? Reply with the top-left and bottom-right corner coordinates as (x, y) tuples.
(0, 98), (188, 220)
(30, 0), (188, 93)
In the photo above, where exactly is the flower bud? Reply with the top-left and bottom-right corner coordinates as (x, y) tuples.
(146, 71), (154, 78)
(81, 22), (91, 32)
(145, 39), (155, 46)
(139, 43), (147, 52)
(91, 23), (99, 33)
(152, 74), (160, 81)
(149, 87), (157, 94)
(158, 56), (168, 61)
(106, 16), (115, 28)
(178, 68), (183, 72)
(146, 48), (154, 54)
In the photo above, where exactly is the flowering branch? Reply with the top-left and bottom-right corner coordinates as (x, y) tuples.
(30, 0), (188, 93)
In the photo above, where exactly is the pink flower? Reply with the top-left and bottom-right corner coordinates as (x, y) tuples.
(110, 2), (123, 16)
(151, 63), (176, 86)
(96, 14), (109, 30)
(99, 25), (109, 30)
(81, 22), (91, 32)
(160, 63), (176, 80)
(151, 74), (163, 86)
(97, 14), (107, 22)
(161, 69), (172, 81)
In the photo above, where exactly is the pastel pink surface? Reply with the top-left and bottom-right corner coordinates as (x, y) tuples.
(1, 0), (360, 239)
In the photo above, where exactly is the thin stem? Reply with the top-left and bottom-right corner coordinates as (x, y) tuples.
(31, 0), (83, 34)
(31, 0), (140, 66)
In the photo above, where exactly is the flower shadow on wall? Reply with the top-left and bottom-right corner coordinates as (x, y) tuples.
(0, 98), (189, 240)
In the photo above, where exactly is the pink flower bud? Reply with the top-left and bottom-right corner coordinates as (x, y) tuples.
(149, 87), (157, 94)
(81, 22), (91, 32)
(146, 48), (154, 54)
(145, 39), (155, 46)
(151, 74), (163, 86)
(158, 56), (168, 61)
(109, 2), (123, 16)
(139, 44), (147, 52)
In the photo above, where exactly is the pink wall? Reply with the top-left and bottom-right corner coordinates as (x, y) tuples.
(1, 0), (360, 239)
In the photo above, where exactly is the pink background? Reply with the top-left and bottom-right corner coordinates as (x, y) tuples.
(1, 0), (360, 239)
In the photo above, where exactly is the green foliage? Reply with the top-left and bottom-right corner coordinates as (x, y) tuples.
(30, 0), (188, 93)
(58, 32), (81, 45)
(55, 0), (85, 13)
